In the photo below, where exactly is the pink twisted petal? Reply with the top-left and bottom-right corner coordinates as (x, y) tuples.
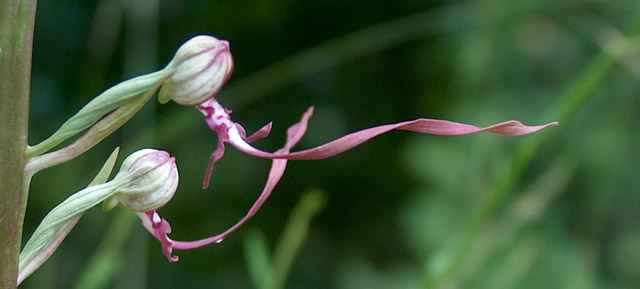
(244, 122), (273, 143)
(172, 107), (314, 250)
(227, 109), (558, 160)
(202, 137), (226, 189)
(139, 107), (315, 260)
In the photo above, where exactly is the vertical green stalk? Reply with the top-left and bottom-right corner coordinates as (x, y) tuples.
(0, 1), (37, 288)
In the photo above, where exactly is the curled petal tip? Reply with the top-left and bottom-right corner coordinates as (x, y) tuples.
(245, 122), (273, 143)
(483, 120), (559, 136)
(138, 211), (180, 262)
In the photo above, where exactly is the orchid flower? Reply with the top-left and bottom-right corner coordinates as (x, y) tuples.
(137, 36), (559, 263)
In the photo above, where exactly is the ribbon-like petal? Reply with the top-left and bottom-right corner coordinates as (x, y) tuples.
(225, 108), (558, 160)
(138, 107), (314, 261)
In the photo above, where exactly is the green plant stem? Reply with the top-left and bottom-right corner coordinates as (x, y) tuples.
(25, 69), (168, 158)
(0, 1), (37, 288)
(24, 83), (159, 174)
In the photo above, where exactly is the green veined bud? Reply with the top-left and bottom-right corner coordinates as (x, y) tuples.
(106, 149), (179, 212)
(159, 35), (234, 106)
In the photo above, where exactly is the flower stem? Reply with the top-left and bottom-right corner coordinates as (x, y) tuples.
(0, 1), (37, 288)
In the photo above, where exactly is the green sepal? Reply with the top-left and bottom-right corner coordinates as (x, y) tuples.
(100, 148), (122, 212)
(158, 85), (171, 104)
(102, 196), (120, 212)
(90, 147), (120, 186)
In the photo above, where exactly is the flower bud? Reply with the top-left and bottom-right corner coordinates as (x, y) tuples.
(159, 35), (234, 106)
(108, 149), (179, 212)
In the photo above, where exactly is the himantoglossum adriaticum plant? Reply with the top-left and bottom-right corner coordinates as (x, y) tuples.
(19, 35), (558, 284)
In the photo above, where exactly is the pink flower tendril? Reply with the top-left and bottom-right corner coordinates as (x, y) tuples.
(127, 36), (558, 262)
(137, 104), (313, 262)
(139, 96), (557, 262)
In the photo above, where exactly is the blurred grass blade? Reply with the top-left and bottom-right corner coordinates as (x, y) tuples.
(558, 10), (640, 79)
(422, 7), (640, 289)
(264, 189), (327, 289)
(466, 158), (576, 288)
(75, 0), (123, 99)
(244, 189), (327, 289)
(244, 228), (272, 288)
(71, 209), (138, 289)
(220, 4), (477, 109)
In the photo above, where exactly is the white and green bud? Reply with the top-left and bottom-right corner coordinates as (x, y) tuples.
(159, 35), (234, 106)
(105, 149), (179, 212)
(19, 149), (179, 285)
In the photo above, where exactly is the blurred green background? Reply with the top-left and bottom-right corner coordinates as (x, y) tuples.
(21, 0), (640, 288)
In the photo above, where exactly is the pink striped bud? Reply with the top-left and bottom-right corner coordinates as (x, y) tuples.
(160, 35), (234, 106)
(108, 149), (179, 212)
